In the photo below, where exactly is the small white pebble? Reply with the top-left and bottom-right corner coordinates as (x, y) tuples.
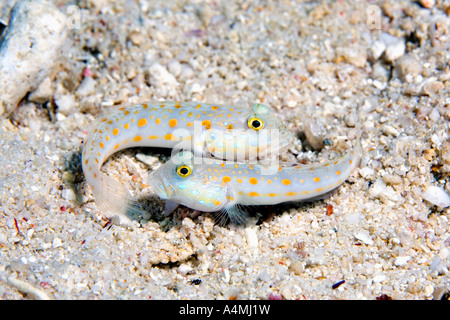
(177, 264), (194, 276)
(61, 188), (76, 201)
(76, 76), (97, 97)
(244, 227), (258, 248)
(424, 284), (434, 297)
(373, 274), (386, 283)
(431, 133), (442, 147)
(371, 40), (386, 60)
(359, 167), (375, 179)
(258, 270), (271, 282)
(394, 256), (411, 266)
(136, 153), (160, 168)
(52, 237), (62, 248)
(354, 231), (374, 245)
(222, 269), (230, 283)
(384, 39), (405, 62)
(422, 185), (450, 208)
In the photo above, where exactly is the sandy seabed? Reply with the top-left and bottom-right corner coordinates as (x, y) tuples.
(1, 0), (450, 300)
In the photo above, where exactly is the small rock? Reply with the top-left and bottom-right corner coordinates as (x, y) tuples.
(381, 124), (400, 137)
(52, 237), (62, 248)
(61, 188), (76, 201)
(303, 119), (326, 150)
(338, 46), (367, 68)
(373, 274), (386, 283)
(148, 63), (178, 88)
(394, 256), (411, 266)
(422, 185), (450, 208)
(382, 174), (402, 185)
(136, 153), (160, 168)
(371, 40), (386, 60)
(177, 264), (194, 276)
(394, 55), (422, 80)
(128, 30), (144, 46)
(354, 231), (374, 245)
(258, 270), (271, 282)
(62, 171), (75, 184)
(54, 94), (76, 116)
(0, 0), (67, 116)
(76, 76), (97, 97)
(424, 285), (434, 297)
(420, 0), (435, 8)
(28, 76), (54, 104)
(385, 40), (405, 62)
(244, 227), (258, 248)
(289, 261), (304, 276)
(422, 81), (444, 96)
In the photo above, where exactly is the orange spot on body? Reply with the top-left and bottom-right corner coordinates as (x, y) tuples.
(165, 133), (174, 140)
(155, 118), (161, 125)
(124, 110), (130, 115)
(236, 178), (243, 183)
(148, 135), (159, 140)
(336, 170), (341, 175)
(249, 177), (258, 185)
(248, 192), (259, 197)
(202, 120), (212, 129)
(113, 128), (119, 136)
(269, 193), (276, 197)
(133, 135), (142, 142)
(267, 179), (272, 184)
(114, 144), (119, 150)
(124, 123), (130, 129)
(222, 176), (231, 183)
(286, 192), (296, 196)
(282, 179), (291, 185)
(313, 177), (321, 183)
(211, 106), (219, 111)
(99, 142), (104, 149)
(137, 118), (147, 127)
(168, 119), (178, 128)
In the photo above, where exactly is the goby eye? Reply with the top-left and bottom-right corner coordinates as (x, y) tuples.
(177, 165), (192, 178)
(247, 117), (264, 131)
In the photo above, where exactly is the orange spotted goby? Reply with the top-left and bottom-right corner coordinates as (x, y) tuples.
(81, 101), (294, 220)
(149, 143), (361, 225)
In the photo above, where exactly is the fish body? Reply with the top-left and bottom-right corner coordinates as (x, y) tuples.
(149, 144), (361, 224)
(81, 101), (293, 219)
